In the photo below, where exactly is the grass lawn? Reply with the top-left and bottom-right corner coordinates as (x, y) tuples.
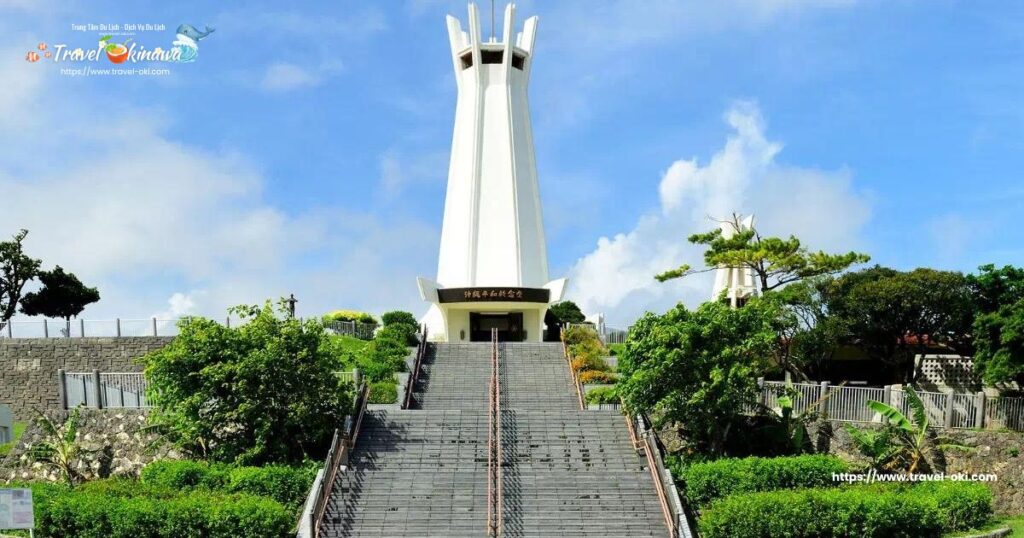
(608, 343), (625, 356)
(945, 515), (1024, 537)
(0, 421), (27, 458)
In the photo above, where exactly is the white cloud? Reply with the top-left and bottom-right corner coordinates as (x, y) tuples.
(260, 62), (323, 92)
(257, 57), (345, 92)
(0, 43), (437, 322)
(566, 102), (871, 327)
(377, 148), (448, 195)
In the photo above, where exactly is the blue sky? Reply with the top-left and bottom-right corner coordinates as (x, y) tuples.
(1, 0), (1022, 327)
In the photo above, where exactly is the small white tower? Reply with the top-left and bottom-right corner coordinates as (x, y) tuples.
(711, 215), (759, 308)
(418, 3), (566, 342)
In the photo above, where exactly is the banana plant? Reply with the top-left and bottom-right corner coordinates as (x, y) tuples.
(857, 386), (971, 474)
(28, 408), (97, 487)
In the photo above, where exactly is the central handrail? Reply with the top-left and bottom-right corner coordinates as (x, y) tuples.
(491, 327), (499, 532)
(486, 328), (502, 537)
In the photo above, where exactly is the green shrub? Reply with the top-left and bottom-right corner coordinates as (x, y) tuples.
(381, 310), (418, 327)
(562, 325), (598, 346)
(141, 460), (316, 509)
(27, 479), (295, 538)
(368, 381), (399, 404)
(683, 454), (849, 507)
(698, 482), (991, 538)
(378, 321), (419, 346)
(578, 370), (616, 384)
(322, 310), (376, 326)
(585, 386), (618, 404)
(141, 460), (227, 490)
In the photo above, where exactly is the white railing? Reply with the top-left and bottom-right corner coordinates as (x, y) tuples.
(759, 380), (1024, 431)
(61, 370), (150, 409)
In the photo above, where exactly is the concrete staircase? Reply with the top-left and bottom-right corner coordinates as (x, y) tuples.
(320, 341), (668, 538)
(499, 343), (666, 537)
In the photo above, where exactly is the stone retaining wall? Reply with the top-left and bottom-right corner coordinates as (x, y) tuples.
(0, 337), (173, 420)
(811, 421), (1024, 514)
(1, 408), (180, 483)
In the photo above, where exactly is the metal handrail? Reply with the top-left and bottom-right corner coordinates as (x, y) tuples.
(486, 328), (498, 536)
(560, 336), (586, 410)
(491, 327), (499, 532)
(311, 380), (370, 537)
(403, 324), (429, 409)
(635, 413), (696, 538)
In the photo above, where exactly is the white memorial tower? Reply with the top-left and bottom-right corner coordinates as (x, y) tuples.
(711, 214), (759, 308)
(418, 3), (566, 342)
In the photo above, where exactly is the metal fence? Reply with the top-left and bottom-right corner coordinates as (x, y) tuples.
(61, 370), (150, 409)
(325, 320), (377, 340)
(760, 380), (1024, 431)
(2, 316), (379, 340)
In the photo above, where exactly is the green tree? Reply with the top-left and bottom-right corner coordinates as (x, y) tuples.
(655, 214), (870, 293)
(0, 229), (42, 326)
(547, 301), (586, 325)
(20, 265), (100, 321)
(972, 298), (1024, 384)
(825, 267), (974, 382)
(141, 300), (353, 465)
(967, 264), (1024, 314)
(618, 300), (779, 455)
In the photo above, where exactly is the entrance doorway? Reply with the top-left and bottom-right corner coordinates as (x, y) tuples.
(470, 312), (524, 342)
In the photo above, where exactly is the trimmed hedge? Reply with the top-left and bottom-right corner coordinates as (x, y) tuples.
(368, 381), (399, 404)
(683, 454), (849, 507)
(584, 386), (618, 404)
(698, 482), (992, 538)
(141, 460), (316, 509)
(15, 481), (294, 538)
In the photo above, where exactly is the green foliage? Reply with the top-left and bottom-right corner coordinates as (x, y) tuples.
(28, 408), (97, 487)
(22, 480), (295, 538)
(698, 482), (992, 538)
(356, 324), (412, 381)
(379, 313), (420, 346)
(618, 300), (779, 455)
(368, 381), (398, 404)
(0, 229), (43, 324)
(584, 386), (618, 405)
(381, 310), (418, 327)
(967, 264), (1024, 315)
(19, 265), (100, 321)
(681, 454), (849, 507)
(322, 309), (376, 325)
(847, 387), (972, 474)
(140, 301), (353, 465)
(578, 370), (616, 384)
(140, 460), (317, 509)
(655, 214), (870, 293)
(547, 301), (586, 324)
(972, 297), (1024, 384)
(823, 267), (974, 380)
(0, 421), (26, 458)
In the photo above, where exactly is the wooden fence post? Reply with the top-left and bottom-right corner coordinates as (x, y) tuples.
(116, 318), (121, 337)
(79, 318), (85, 337)
(152, 317), (158, 337)
(819, 381), (830, 415)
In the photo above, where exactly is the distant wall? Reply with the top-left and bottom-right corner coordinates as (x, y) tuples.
(0, 337), (173, 420)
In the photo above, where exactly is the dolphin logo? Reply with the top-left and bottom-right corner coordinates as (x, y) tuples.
(176, 24), (215, 41)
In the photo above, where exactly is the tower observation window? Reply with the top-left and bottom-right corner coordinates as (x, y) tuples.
(481, 50), (503, 64)
(511, 53), (525, 70)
